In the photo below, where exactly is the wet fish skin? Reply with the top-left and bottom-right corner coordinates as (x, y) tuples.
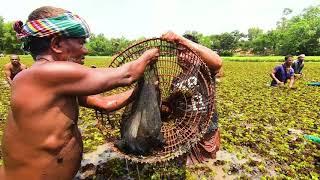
(116, 70), (165, 155)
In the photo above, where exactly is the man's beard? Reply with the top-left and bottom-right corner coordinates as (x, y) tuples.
(12, 62), (20, 66)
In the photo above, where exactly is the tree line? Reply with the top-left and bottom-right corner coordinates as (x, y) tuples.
(0, 5), (319, 56)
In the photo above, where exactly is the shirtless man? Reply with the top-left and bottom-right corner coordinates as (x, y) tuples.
(0, 6), (159, 180)
(3, 54), (27, 86)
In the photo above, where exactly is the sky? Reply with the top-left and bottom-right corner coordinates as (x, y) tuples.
(0, 0), (319, 40)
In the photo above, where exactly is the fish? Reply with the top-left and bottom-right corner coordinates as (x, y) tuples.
(115, 66), (165, 155)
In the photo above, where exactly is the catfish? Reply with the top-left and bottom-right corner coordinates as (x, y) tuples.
(115, 66), (165, 155)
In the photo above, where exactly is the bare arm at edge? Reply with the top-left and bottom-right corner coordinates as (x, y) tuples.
(30, 48), (159, 96)
(161, 31), (222, 74)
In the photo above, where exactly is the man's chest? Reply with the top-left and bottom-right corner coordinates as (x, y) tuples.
(10, 66), (22, 75)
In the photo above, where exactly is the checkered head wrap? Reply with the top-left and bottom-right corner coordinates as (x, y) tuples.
(14, 12), (90, 39)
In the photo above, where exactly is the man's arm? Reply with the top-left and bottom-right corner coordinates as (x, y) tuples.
(161, 31), (222, 74)
(78, 88), (136, 112)
(288, 69), (295, 88)
(270, 68), (283, 86)
(288, 76), (295, 88)
(33, 48), (159, 96)
(299, 63), (304, 74)
(291, 61), (297, 74)
(4, 64), (12, 86)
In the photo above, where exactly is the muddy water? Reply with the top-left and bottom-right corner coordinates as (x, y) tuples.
(76, 145), (277, 179)
(75, 143), (119, 179)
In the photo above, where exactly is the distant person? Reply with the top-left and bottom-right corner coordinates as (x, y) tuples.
(270, 55), (294, 88)
(292, 54), (305, 78)
(3, 54), (27, 86)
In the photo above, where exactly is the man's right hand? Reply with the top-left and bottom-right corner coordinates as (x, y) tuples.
(277, 81), (284, 87)
(161, 31), (183, 43)
(126, 48), (159, 83)
(140, 48), (160, 64)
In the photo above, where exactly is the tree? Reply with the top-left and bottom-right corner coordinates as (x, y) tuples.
(184, 30), (203, 42)
(245, 5), (320, 56)
(86, 34), (111, 56)
(247, 27), (263, 41)
(2, 22), (23, 54)
(0, 16), (5, 53)
(199, 35), (212, 49)
(86, 34), (132, 56)
(276, 5), (320, 55)
(216, 31), (244, 55)
(109, 37), (132, 55)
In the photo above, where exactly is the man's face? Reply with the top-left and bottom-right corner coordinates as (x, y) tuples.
(177, 47), (193, 70)
(61, 37), (88, 65)
(286, 57), (293, 66)
(298, 56), (305, 62)
(10, 56), (20, 66)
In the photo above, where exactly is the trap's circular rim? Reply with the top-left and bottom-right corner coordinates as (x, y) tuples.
(95, 38), (215, 163)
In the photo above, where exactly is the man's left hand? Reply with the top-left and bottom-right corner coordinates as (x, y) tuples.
(161, 31), (183, 43)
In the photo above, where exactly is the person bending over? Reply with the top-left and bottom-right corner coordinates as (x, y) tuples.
(3, 54), (27, 86)
(270, 55), (294, 88)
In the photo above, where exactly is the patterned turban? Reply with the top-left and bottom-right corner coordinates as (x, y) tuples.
(14, 12), (90, 38)
(13, 12), (90, 51)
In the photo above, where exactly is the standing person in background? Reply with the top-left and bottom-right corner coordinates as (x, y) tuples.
(292, 54), (305, 78)
(270, 55), (295, 88)
(161, 31), (222, 165)
(3, 54), (27, 86)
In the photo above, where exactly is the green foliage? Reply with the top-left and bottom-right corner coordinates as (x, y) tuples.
(222, 56), (320, 62)
(215, 31), (245, 56)
(186, 6), (320, 56)
(86, 34), (133, 56)
(218, 61), (320, 179)
(265, 6), (320, 55)
(247, 27), (264, 41)
(0, 20), (24, 54)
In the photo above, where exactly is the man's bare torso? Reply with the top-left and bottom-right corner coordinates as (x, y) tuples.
(5, 63), (25, 80)
(2, 64), (83, 180)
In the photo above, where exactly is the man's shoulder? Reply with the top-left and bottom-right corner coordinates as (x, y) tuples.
(274, 64), (283, 70)
(13, 62), (77, 84)
(4, 63), (12, 68)
(33, 61), (81, 70)
(27, 61), (86, 80)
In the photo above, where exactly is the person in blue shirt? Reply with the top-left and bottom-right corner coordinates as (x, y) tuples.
(270, 55), (295, 88)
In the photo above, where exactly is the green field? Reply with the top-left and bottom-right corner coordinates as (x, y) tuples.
(5, 55), (320, 63)
(222, 56), (320, 62)
(0, 56), (319, 179)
